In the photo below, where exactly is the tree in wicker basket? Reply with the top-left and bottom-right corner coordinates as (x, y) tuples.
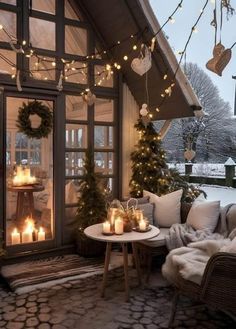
(75, 149), (107, 257)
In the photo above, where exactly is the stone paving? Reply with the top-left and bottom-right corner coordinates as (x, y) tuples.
(0, 266), (235, 329)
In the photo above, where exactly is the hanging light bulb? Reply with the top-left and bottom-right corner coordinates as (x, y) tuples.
(123, 55), (128, 61)
(133, 45), (137, 50)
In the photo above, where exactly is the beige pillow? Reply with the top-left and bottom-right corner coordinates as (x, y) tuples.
(143, 189), (183, 227)
(186, 194), (220, 231)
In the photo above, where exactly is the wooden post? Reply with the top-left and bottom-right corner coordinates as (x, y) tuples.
(224, 157), (236, 187)
(185, 162), (193, 175)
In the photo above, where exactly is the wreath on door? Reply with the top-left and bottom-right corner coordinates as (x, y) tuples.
(16, 100), (53, 139)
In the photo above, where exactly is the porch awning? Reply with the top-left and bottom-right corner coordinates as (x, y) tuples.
(78, 0), (201, 120)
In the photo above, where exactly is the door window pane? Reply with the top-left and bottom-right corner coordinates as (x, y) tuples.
(95, 65), (114, 88)
(65, 0), (82, 20)
(31, 0), (55, 14)
(30, 17), (55, 51)
(64, 61), (87, 84)
(0, 10), (16, 42)
(65, 25), (87, 55)
(95, 99), (114, 122)
(94, 152), (113, 175)
(66, 152), (84, 176)
(66, 95), (87, 120)
(0, 0), (16, 4)
(0, 50), (16, 75)
(30, 56), (56, 80)
(6, 97), (54, 246)
(66, 124), (87, 148)
(95, 126), (113, 148)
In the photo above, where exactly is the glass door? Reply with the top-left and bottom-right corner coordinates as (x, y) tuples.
(4, 94), (55, 253)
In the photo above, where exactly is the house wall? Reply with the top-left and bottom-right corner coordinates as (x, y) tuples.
(122, 83), (139, 198)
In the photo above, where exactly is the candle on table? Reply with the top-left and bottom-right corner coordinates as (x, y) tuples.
(25, 168), (31, 178)
(109, 208), (117, 228)
(115, 217), (124, 235)
(11, 228), (20, 244)
(139, 218), (146, 231)
(38, 227), (46, 241)
(103, 221), (111, 234)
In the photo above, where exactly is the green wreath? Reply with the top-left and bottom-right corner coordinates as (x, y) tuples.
(17, 100), (53, 139)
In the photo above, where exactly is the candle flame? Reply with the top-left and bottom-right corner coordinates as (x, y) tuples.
(12, 227), (18, 234)
(39, 227), (44, 233)
(24, 216), (35, 233)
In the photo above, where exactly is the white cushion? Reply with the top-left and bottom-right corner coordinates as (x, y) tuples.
(143, 189), (183, 228)
(140, 228), (169, 247)
(186, 194), (220, 231)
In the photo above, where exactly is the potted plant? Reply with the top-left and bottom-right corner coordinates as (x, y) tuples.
(75, 149), (107, 257)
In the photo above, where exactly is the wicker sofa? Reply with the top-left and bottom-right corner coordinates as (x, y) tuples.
(137, 202), (236, 322)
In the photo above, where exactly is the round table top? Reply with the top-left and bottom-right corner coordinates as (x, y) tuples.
(8, 184), (44, 192)
(84, 223), (160, 243)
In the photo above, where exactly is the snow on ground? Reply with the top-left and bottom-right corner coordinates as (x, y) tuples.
(197, 184), (236, 206)
(168, 163), (227, 176)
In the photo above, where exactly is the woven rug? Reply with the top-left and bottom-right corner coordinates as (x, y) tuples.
(0, 253), (125, 294)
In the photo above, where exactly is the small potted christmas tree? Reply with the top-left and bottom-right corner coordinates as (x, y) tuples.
(76, 149), (107, 257)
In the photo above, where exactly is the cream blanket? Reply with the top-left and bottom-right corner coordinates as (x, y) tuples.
(162, 239), (233, 285)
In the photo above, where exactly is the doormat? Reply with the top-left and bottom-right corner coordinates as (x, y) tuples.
(0, 253), (125, 294)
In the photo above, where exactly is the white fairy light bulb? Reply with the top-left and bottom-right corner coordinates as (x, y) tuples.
(52, 61), (56, 67)
(117, 64), (121, 70)
(192, 27), (198, 33)
(133, 45), (137, 50)
(123, 55), (128, 61)
(22, 40), (26, 46)
(169, 17), (175, 24)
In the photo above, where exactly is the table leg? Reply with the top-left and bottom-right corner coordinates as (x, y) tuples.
(132, 242), (142, 285)
(101, 242), (112, 298)
(122, 242), (129, 302)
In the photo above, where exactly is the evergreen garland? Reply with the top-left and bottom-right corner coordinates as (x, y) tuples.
(76, 149), (107, 236)
(17, 100), (53, 139)
(129, 119), (203, 202)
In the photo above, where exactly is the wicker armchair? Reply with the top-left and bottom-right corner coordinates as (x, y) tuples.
(169, 251), (236, 326)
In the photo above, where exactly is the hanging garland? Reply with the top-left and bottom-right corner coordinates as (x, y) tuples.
(16, 100), (53, 139)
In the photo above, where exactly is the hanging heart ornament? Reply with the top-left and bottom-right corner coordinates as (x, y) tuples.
(184, 149), (196, 161)
(206, 43), (232, 76)
(131, 44), (152, 76)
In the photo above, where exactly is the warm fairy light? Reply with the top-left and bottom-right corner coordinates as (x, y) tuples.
(22, 40), (26, 45)
(133, 45), (137, 50)
(169, 17), (175, 24)
(192, 27), (198, 33)
(163, 74), (168, 80)
(117, 41), (120, 44)
(11, 74), (16, 79)
(117, 64), (121, 69)
(0, 24), (3, 30)
(161, 93), (165, 98)
(156, 108), (160, 112)
(52, 62), (56, 67)
(106, 64), (111, 70)
(123, 55), (128, 61)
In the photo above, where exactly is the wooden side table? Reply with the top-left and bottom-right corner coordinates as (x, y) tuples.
(8, 185), (44, 220)
(84, 224), (160, 301)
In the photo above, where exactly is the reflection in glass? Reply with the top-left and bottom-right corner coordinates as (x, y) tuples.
(0, 10), (16, 42)
(66, 95), (87, 120)
(94, 65), (114, 88)
(0, 50), (16, 75)
(66, 124), (87, 148)
(30, 17), (55, 51)
(64, 61), (87, 84)
(6, 97), (54, 246)
(31, 0), (55, 14)
(65, 25), (87, 55)
(65, 152), (84, 176)
(95, 126), (113, 148)
(94, 152), (113, 175)
(95, 99), (114, 122)
(30, 56), (56, 80)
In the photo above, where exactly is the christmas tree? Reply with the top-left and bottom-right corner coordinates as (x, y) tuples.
(129, 119), (202, 202)
(76, 149), (107, 235)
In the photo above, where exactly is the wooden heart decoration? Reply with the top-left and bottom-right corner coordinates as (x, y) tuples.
(131, 46), (152, 76)
(184, 149), (196, 161)
(206, 43), (232, 76)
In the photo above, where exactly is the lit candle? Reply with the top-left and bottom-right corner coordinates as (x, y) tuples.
(38, 227), (46, 241)
(11, 228), (20, 245)
(16, 165), (23, 176)
(139, 218), (146, 231)
(22, 231), (33, 243)
(103, 221), (111, 234)
(135, 209), (144, 221)
(115, 217), (124, 235)
(25, 168), (31, 178)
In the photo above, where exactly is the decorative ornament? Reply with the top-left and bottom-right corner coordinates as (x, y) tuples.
(16, 70), (22, 92)
(16, 100), (53, 139)
(140, 103), (148, 116)
(131, 44), (152, 76)
(82, 90), (96, 106)
(206, 42), (232, 76)
(184, 149), (196, 161)
(57, 70), (64, 91)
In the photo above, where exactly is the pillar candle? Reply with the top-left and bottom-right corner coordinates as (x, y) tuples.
(115, 217), (124, 235)
(103, 221), (111, 234)
(135, 209), (144, 221)
(11, 228), (21, 244)
(139, 218), (146, 231)
(38, 227), (46, 241)
(22, 231), (33, 243)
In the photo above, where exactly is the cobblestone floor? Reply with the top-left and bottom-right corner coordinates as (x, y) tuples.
(0, 267), (235, 329)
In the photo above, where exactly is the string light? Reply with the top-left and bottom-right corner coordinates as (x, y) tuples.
(133, 45), (137, 50)
(123, 55), (128, 61)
